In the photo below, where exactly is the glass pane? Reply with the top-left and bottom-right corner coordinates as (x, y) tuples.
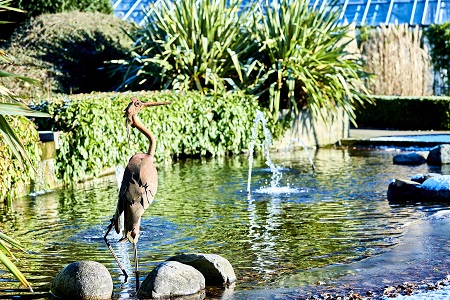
(343, 4), (365, 24)
(365, 3), (391, 25)
(388, 3), (414, 24)
(422, 1), (438, 24)
(438, 2), (450, 23)
(411, 2), (426, 24)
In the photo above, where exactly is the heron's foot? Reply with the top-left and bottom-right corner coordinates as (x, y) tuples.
(122, 270), (129, 282)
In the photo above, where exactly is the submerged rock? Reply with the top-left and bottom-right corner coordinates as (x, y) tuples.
(427, 144), (450, 165)
(393, 152), (426, 165)
(51, 261), (113, 300)
(421, 175), (450, 200)
(138, 261), (205, 299)
(167, 253), (236, 286)
(387, 178), (421, 202)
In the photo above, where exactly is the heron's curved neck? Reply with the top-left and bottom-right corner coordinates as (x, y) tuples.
(132, 115), (155, 156)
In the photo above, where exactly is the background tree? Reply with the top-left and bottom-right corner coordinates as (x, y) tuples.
(425, 23), (450, 95)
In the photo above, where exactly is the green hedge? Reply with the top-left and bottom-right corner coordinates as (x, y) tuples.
(355, 96), (450, 130)
(34, 91), (280, 183)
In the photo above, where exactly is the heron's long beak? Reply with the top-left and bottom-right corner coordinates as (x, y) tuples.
(142, 101), (171, 107)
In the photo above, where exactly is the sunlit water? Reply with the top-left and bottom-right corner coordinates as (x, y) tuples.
(1, 148), (450, 299)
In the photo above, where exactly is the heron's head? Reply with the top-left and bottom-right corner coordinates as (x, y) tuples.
(124, 97), (170, 142)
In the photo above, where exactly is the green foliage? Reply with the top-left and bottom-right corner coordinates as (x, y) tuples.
(1, 12), (134, 100)
(34, 91), (280, 184)
(0, 0), (48, 201)
(111, 0), (261, 93)
(113, 0), (372, 126)
(0, 114), (41, 200)
(355, 96), (450, 130)
(425, 23), (450, 95)
(16, 0), (113, 17)
(253, 0), (372, 123)
(0, 0), (113, 41)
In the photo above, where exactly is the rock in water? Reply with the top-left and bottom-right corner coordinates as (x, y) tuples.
(421, 175), (450, 200)
(51, 261), (113, 300)
(393, 152), (426, 165)
(387, 178), (421, 202)
(167, 253), (236, 286)
(427, 144), (450, 165)
(137, 261), (205, 299)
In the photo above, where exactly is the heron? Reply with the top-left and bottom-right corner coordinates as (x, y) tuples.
(104, 97), (170, 290)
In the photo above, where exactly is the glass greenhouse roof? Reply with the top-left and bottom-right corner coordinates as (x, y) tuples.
(112, 0), (450, 26)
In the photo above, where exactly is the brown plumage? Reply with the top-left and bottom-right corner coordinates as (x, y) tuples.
(104, 97), (169, 290)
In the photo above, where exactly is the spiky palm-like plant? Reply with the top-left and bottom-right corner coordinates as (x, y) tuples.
(253, 0), (372, 124)
(112, 0), (261, 93)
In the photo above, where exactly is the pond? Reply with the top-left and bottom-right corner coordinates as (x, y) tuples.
(1, 147), (450, 299)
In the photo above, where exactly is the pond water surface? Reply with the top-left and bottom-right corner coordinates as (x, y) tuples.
(1, 148), (450, 299)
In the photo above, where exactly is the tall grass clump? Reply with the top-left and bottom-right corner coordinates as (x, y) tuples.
(111, 0), (261, 93)
(360, 24), (433, 96)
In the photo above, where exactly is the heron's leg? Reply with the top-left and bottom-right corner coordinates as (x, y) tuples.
(104, 220), (128, 280)
(133, 241), (139, 291)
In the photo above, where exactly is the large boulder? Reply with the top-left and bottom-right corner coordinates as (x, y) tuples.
(420, 175), (450, 200)
(137, 261), (205, 299)
(393, 152), (426, 165)
(167, 253), (236, 286)
(427, 144), (450, 165)
(51, 261), (113, 300)
(387, 178), (421, 202)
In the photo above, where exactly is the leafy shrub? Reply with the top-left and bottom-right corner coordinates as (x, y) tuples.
(355, 96), (450, 130)
(0, 0), (113, 41)
(1, 12), (133, 101)
(111, 0), (261, 93)
(0, 115), (41, 201)
(425, 23), (450, 95)
(34, 91), (280, 183)
(16, 0), (113, 17)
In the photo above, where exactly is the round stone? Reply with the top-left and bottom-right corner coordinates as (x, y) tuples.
(167, 253), (236, 286)
(393, 152), (426, 165)
(138, 261), (205, 299)
(51, 261), (113, 300)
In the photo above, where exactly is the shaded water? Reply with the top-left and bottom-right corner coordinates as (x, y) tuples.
(1, 148), (450, 299)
